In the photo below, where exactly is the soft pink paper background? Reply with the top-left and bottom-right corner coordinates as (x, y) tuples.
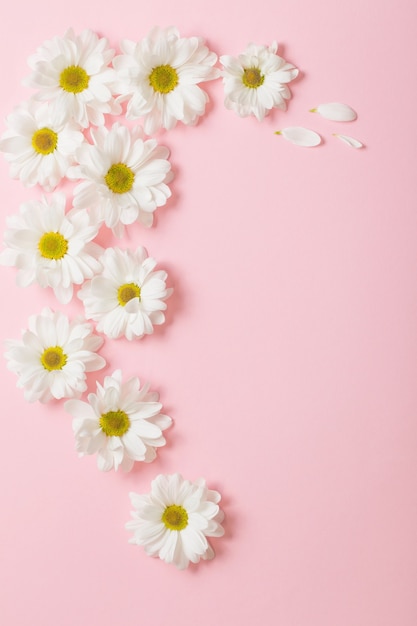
(0, 1), (416, 625)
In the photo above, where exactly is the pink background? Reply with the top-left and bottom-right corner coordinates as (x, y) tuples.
(0, 1), (416, 625)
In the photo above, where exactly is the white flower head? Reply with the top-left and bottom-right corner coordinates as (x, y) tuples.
(5, 308), (106, 403)
(78, 246), (172, 340)
(0, 100), (84, 191)
(65, 369), (172, 472)
(68, 123), (173, 237)
(0, 193), (104, 304)
(24, 28), (121, 128)
(126, 473), (225, 570)
(220, 41), (298, 121)
(113, 26), (219, 134)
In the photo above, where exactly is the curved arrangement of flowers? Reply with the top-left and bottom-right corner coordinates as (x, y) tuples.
(0, 26), (362, 570)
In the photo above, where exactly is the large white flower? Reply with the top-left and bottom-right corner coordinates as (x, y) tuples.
(24, 28), (121, 128)
(113, 26), (219, 135)
(220, 42), (298, 121)
(5, 308), (106, 403)
(0, 193), (103, 304)
(78, 246), (172, 340)
(126, 473), (225, 570)
(65, 369), (172, 472)
(0, 100), (84, 191)
(68, 123), (172, 236)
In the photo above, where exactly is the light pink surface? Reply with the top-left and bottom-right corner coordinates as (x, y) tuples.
(0, 2), (416, 625)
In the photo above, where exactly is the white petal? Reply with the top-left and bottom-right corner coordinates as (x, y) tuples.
(333, 133), (363, 149)
(276, 127), (322, 147)
(311, 102), (357, 122)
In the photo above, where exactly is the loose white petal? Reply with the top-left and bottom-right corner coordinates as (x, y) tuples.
(333, 133), (363, 149)
(311, 102), (357, 122)
(275, 127), (322, 147)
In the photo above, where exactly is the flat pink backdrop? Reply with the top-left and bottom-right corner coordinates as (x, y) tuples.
(0, 1), (416, 625)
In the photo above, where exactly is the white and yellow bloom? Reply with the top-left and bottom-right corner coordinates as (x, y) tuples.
(126, 473), (225, 569)
(0, 193), (103, 304)
(0, 100), (84, 191)
(78, 246), (172, 340)
(5, 308), (106, 403)
(220, 42), (298, 121)
(68, 123), (172, 237)
(65, 369), (172, 472)
(24, 28), (121, 128)
(113, 26), (219, 134)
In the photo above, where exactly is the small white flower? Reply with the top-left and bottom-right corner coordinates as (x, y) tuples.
(0, 100), (84, 191)
(220, 42), (298, 121)
(5, 308), (106, 403)
(65, 369), (172, 472)
(310, 103), (357, 122)
(78, 246), (172, 340)
(113, 26), (219, 134)
(68, 123), (173, 237)
(24, 28), (121, 128)
(275, 126), (322, 147)
(0, 193), (103, 304)
(126, 473), (225, 570)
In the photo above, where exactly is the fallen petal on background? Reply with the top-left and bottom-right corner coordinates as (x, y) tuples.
(333, 133), (364, 149)
(310, 103), (357, 121)
(275, 127), (322, 147)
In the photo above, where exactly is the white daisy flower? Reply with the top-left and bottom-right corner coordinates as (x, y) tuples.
(220, 42), (298, 121)
(24, 28), (121, 128)
(5, 308), (106, 403)
(78, 246), (172, 340)
(113, 26), (219, 135)
(0, 193), (103, 304)
(0, 100), (84, 191)
(65, 369), (172, 472)
(68, 123), (172, 237)
(126, 473), (225, 570)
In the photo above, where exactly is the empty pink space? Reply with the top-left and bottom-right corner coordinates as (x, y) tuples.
(0, 1), (416, 625)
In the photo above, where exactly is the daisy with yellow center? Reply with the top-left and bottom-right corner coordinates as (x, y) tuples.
(68, 123), (173, 237)
(113, 26), (219, 134)
(65, 369), (172, 472)
(24, 28), (121, 128)
(220, 41), (299, 121)
(0, 100), (84, 191)
(0, 193), (104, 304)
(4, 308), (106, 403)
(126, 473), (225, 570)
(78, 246), (172, 341)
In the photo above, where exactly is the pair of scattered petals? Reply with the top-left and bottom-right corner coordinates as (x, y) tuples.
(333, 133), (363, 149)
(310, 102), (357, 122)
(275, 127), (321, 147)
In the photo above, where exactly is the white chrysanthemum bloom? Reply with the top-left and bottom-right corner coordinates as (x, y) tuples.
(113, 26), (219, 134)
(65, 369), (172, 472)
(0, 193), (103, 304)
(220, 42), (298, 121)
(0, 100), (84, 191)
(126, 473), (225, 570)
(68, 123), (172, 237)
(5, 308), (106, 403)
(24, 28), (121, 128)
(78, 246), (172, 340)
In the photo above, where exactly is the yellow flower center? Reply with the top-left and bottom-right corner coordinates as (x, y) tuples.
(162, 505), (189, 531)
(117, 282), (141, 306)
(38, 232), (68, 260)
(99, 410), (130, 437)
(59, 65), (90, 94)
(32, 128), (58, 155)
(149, 65), (179, 94)
(242, 67), (265, 89)
(105, 163), (135, 194)
(40, 346), (67, 371)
